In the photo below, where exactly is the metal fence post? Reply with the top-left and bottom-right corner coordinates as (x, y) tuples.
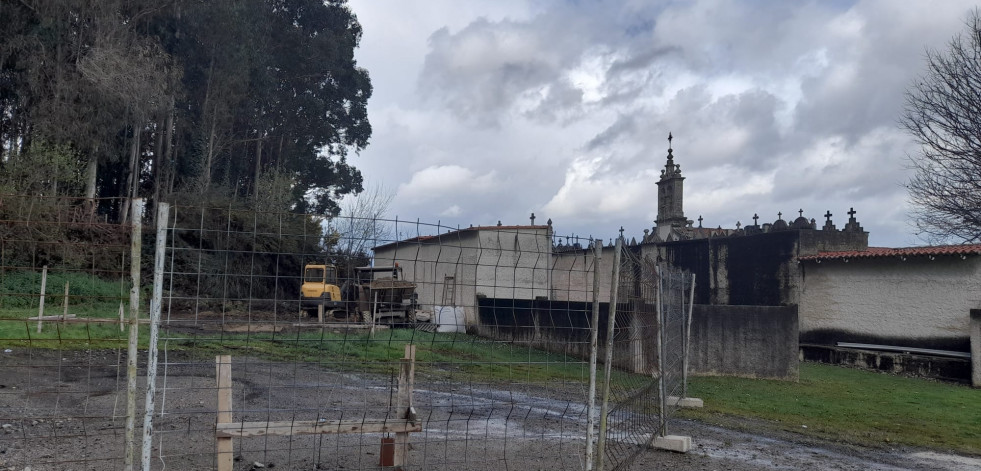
(655, 266), (667, 438)
(585, 239), (603, 470)
(142, 203), (169, 470)
(124, 198), (143, 471)
(596, 237), (622, 471)
(683, 273), (695, 399)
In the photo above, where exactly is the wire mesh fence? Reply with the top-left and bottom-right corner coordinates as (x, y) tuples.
(0, 197), (694, 470)
(596, 241), (695, 471)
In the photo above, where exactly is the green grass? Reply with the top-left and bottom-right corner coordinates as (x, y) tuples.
(681, 362), (981, 454)
(171, 328), (591, 383)
(0, 270), (131, 348)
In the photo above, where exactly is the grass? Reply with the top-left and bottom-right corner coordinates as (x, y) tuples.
(681, 362), (981, 455)
(3, 270), (979, 455)
(0, 270), (132, 348)
(170, 328), (591, 383)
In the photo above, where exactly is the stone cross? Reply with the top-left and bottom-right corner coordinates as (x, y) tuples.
(824, 210), (832, 222)
(736, 221), (742, 229)
(753, 213), (759, 225)
(848, 207), (857, 218)
(798, 209), (804, 217)
(777, 211), (782, 220)
(530, 213), (536, 225)
(619, 226), (625, 238)
(698, 215), (703, 228)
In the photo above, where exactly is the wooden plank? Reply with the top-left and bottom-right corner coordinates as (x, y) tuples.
(216, 356), (234, 471)
(216, 419), (422, 438)
(27, 314), (77, 321)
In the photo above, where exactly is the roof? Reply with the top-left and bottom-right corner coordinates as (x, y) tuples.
(373, 225), (551, 251)
(799, 243), (981, 261)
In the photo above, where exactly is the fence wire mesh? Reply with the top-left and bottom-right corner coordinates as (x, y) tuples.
(597, 243), (694, 471)
(0, 197), (694, 470)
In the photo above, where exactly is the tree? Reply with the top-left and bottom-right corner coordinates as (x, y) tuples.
(901, 10), (981, 243)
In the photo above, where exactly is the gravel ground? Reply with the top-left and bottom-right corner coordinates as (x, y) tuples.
(0, 348), (978, 471)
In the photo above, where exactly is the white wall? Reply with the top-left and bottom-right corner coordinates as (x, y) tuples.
(800, 256), (981, 342)
(373, 227), (551, 325)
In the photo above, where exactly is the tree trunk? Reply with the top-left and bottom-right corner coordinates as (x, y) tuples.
(253, 132), (263, 198)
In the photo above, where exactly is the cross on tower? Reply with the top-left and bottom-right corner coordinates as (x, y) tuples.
(824, 210), (833, 221)
(777, 211), (782, 220)
(698, 215), (703, 228)
(619, 226), (625, 238)
(753, 213), (759, 225)
(530, 213), (536, 225)
(848, 207), (857, 218)
(736, 221), (742, 229)
(668, 132), (673, 150)
(798, 209), (804, 217)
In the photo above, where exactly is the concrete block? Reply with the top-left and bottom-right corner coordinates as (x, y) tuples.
(971, 310), (981, 388)
(652, 434), (691, 453)
(666, 396), (704, 408)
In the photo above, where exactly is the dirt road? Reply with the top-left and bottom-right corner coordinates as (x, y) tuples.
(0, 349), (977, 470)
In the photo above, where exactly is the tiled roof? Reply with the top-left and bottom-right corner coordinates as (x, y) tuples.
(799, 243), (981, 261)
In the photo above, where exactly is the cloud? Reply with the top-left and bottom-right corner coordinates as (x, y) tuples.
(397, 165), (497, 204)
(350, 0), (981, 247)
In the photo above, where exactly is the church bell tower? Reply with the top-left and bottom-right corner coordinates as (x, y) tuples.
(656, 133), (687, 228)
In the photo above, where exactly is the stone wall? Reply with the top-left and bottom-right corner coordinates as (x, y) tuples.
(688, 304), (799, 380)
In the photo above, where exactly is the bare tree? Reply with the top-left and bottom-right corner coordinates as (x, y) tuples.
(901, 9), (981, 243)
(331, 184), (395, 262)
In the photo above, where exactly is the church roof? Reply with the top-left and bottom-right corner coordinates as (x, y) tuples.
(799, 244), (981, 261)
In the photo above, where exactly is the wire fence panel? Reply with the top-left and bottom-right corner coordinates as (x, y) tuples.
(597, 243), (693, 471)
(1, 198), (693, 470)
(0, 195), (136, 470)
(153, 209), (600, 470)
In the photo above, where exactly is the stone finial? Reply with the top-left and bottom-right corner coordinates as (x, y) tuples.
(497, 220), (502, 226)
(547, 218), (552, 226)
(736, 221), (742, 229)
(844, 207), (864, 232)
(822, 210), (836, 231)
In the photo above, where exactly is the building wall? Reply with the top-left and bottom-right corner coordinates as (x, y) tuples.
(800, 256), (981, 351)
(646, 231), (802, 306)
(373, 227), (551, 325)
(550, 243), (618, 303)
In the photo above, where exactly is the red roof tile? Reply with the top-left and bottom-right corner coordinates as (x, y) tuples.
(799, 244), (981, 261)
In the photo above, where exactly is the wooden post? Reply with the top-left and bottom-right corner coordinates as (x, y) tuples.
(394, 344), (416, 468)
(62, 281), (69, 323)
(318, 303), (324, 323)
(216, 355), (234, 471)
(36, 265), (47, 333)
(123, 198), (143, 471)
(118, 302), (125, 332)
(370, 291), (378, 338)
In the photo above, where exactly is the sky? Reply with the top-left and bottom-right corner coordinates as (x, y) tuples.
(344, 0), (979, 248)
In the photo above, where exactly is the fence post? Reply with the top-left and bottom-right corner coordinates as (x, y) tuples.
(36, 265), (47, 333)
(124, 198), (143, 471)
(596, 238), (622, 470)
(142, 203), (170, 470)
(584, 240), (603, 471)
(682, 273), (695, 399)
(655, 266), (667, 438)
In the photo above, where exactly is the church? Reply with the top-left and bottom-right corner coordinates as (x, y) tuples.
(373, 135), (981, 385)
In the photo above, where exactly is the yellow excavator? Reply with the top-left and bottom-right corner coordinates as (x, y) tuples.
(300, 263), (418, 323)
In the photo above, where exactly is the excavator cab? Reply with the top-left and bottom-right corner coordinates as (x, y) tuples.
(300, 264), (344, 315)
